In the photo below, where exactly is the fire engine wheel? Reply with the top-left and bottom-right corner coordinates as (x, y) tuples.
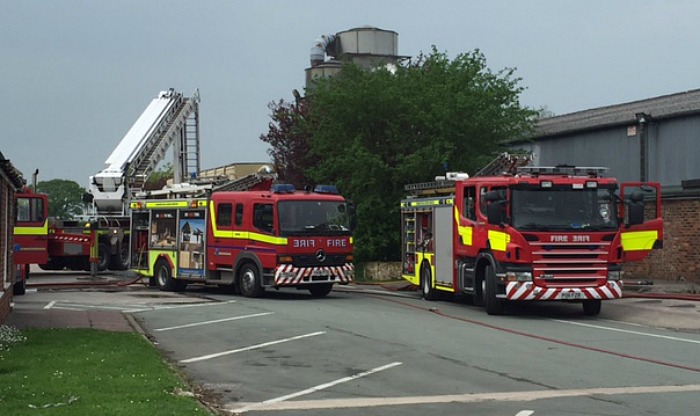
(421, 262), (438, 301)
(308, 283), (333, 298)
(13, 267), (28, 296)
(109, 241), (130, 270)
(155, 260), (185, 292)
(582, 299), (602, 316)
(238, 263), (264, 298)
(483, 265), (504, 315)
(39, 259), (65, 271)
(97, 243), (110, 272)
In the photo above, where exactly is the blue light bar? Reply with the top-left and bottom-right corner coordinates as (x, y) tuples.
(271, 183), (296, 193)
(314, 185), (339, 194)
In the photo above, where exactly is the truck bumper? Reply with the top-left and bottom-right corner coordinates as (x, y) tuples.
(505, 280), (623, 301)
(274, 263), (354, 286)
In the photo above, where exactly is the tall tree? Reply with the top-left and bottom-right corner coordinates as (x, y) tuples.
(36, 179), (86, 219)
(259, 97), (314, 188)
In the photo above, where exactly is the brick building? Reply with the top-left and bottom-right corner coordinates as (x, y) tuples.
(0, 151), (25, 323)
(517, 89), (700, 283)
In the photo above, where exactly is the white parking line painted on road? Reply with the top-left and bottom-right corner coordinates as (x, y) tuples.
(44, 300), (57, 310)
(126, 300), (237, 313)
(551, 319), (700, 345)
(234, 362), (402, 414)
(179, 331), (326, 364)
(50, 306), (85, 311)
(516, 411), (535, 416)
(154, 312), (274, 332)
(227, 384), (700, 413)
(55, 303), (139, 311)
(598, 318), (645, 328)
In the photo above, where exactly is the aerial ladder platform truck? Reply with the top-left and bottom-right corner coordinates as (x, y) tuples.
(400, 153), (663, 315)
(14, 89), (200, 274)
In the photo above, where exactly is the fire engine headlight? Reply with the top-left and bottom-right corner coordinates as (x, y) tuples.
(608, 270), (622, 281)
(506, 271), (532, 282)
(278, 255), (293, 264)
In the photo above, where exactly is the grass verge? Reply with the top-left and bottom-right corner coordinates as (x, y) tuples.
(0, 327), (214, 415)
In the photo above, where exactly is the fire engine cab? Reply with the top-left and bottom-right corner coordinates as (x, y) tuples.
(401, 153), (663, 315)
(130, 174), (355, 297)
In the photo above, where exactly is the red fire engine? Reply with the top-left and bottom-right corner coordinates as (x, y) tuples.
(129, 174), (355, 297)
(400, 153), (663, 315)
(14, 188), (129, 276)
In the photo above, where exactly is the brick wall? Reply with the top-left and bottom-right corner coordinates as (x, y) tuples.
(0, 179), (10, 324)
(623, 198), (700, 284)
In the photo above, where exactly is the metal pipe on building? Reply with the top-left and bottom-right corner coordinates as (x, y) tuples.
(635, 112), (651, 182)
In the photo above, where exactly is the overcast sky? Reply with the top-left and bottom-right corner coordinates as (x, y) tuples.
(2, 0), (699, 186)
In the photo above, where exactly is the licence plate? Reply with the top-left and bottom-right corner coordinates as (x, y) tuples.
(311, 269), (329, 277)
(561, 291), (584, 300)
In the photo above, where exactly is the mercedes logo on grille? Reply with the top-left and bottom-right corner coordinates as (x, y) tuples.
(315, 249), (327, 263)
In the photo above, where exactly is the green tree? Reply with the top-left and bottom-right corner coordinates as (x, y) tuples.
(264, 47), (537, 262)
(145, 163), (173, 191)
(36, 179), (86, 219)
(259, 98), (314, 187)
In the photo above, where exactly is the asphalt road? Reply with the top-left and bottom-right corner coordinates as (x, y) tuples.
(12, 281), (700, 415)
(137, 286), (700, 415)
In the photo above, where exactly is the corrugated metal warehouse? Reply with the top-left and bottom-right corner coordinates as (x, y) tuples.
(517, 89), (700, 283)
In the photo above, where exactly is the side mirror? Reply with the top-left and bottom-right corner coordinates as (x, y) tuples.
(626, 191), (644, 226)
(347, 201), (357, 232)
(628, 191), (643, 203)
(487, 201), (504, 225)
(484, 190), (506, 225)
(484, 190), (502, 202)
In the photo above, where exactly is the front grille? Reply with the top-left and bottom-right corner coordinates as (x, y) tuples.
(530, 241), (611, 285)
(293, 255), (347, 267)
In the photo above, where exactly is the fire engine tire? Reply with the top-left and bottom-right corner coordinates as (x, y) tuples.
(39, 259), (66, 271)
(13, 267), (28, 296)
(308, 283), (333, 297)
(238, 263), (264, 298)
(155, 260), (182, 292)
(421, 262), (438, 301)
(109, 242), (130, 270)
(582, 299), (602, 316)
(484, 265), (504, 315)
(97, 243), (110, 272)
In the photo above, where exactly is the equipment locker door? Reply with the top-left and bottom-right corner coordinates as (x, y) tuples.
(178, 209), (206, 278)
(434, 205), (453, 287)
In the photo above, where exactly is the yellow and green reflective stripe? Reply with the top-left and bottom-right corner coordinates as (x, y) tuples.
(621, 230), (658, 251)
(14, 219), (48, 235)
(454, 207), (473, 246)
(488, 230), (510, 252)
(209, 202), (287, 245)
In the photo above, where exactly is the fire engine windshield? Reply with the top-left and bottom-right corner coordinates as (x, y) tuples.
(510, 187), (618, 231)
(278, 200), (351, 236)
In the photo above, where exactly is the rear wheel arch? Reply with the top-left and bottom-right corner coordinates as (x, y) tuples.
(233, 253), (264, 285)
(154, 256), (185, 292)
(238, 261), (264, 298)
(420, 260), (438, 300)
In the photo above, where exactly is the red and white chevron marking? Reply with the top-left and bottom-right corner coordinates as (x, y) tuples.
(274, 263), (355, 286)
(51, 235), (90, 243)
(506, 281), (623, 301)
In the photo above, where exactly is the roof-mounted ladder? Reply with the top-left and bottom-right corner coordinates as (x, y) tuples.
(474, 152), (533, 177)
